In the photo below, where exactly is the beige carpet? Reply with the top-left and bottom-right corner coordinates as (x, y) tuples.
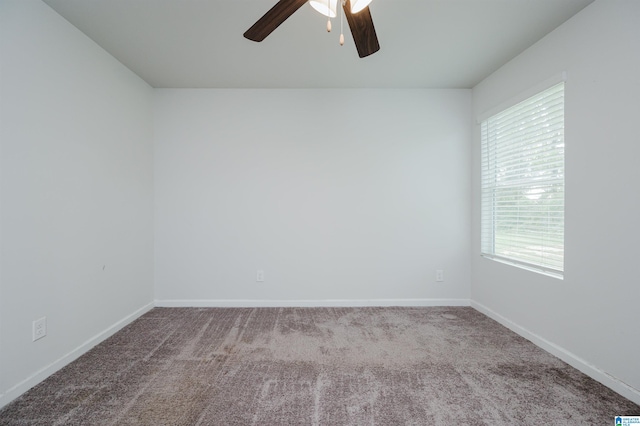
(1, 307), (638, 425)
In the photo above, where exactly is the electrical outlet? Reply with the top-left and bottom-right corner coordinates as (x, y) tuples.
(436, 269), (444, 282)
(33, 317), (47, 341)
(256, 269), (265, 282)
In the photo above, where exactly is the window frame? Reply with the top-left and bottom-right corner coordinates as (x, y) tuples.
(478, 76), (566, 279)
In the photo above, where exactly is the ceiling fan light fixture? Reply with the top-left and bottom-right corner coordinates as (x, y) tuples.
(350, 0), (372, 14)
(244, 0), (379, 58)
(309, 0), (338, 18)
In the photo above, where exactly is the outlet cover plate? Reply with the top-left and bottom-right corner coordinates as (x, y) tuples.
(33, 317), (47, 341)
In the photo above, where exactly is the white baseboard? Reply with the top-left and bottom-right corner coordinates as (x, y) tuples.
(0, 302), (154, 410)
(471, 300), (640, 406)
(155, 298), (471, 308)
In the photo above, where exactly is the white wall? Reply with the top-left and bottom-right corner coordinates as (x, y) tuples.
(154, 89), (471, 305)
(471, 0), (640, 403)
(0, 0), (154, 407)
(7, 0), (636, 412)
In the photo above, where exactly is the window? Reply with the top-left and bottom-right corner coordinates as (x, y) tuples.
(480, 82), (565, 277)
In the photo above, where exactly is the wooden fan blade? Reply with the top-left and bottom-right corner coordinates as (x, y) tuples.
(244, 0), (308, 42)
(343, 0), (380, 58)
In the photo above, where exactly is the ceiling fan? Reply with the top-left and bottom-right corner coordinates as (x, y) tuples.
(243, 0), (380, 58)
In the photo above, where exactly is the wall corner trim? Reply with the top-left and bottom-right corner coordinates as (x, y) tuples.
(471, 300), (640, 406)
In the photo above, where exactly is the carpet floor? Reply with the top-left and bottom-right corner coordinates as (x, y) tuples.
(1, 307), (638, 425)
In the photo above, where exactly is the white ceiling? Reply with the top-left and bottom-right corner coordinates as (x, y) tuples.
(42, 0), (594, 89)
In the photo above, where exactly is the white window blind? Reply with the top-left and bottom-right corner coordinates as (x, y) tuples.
(481, 82), (565, 277)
